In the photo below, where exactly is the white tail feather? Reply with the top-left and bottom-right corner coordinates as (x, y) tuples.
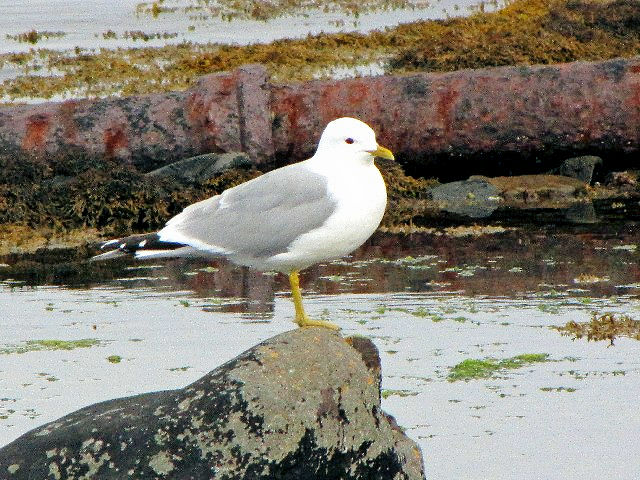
(134, 246), (203, 259)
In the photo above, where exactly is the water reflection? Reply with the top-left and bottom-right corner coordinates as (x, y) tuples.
(127, 228), (640, 305)
(2, 228), (637, 314)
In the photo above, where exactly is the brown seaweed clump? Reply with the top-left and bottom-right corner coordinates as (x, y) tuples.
(554, 312), (640, 346)
(376, 158), (438, 231)
(388, 0), (640, 73)
(0, 150), (261, 250)
(0, 156), (435, 253)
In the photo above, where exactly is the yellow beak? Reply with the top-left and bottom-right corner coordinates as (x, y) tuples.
(369, 144), (395, 161)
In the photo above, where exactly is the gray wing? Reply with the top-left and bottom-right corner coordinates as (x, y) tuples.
(159, 162), (337, 258)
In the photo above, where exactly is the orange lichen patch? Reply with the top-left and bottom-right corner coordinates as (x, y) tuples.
(434, 81), (462, 138)
(103, 127), (129, 158)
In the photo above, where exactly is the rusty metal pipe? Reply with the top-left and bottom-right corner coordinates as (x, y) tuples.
(1, 58), (639, 174)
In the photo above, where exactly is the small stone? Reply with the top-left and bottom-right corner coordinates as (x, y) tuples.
(145, 152), (252, 185)
(429, 178), (500, 218)
(606, 170), (637, 187)
(549, 155), (602, 184)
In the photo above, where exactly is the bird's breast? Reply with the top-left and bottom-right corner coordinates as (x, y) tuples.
(324, 165), (387, 237)
(284, 163), (387, 265)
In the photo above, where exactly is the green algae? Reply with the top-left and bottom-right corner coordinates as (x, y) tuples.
(121, 31), (179, 41)
(409, 307), (432, 318)
(537, 304), (561, 314)
(168, 366), (191, 371)
(374, 303), (477, 323)
(540, 386), (576, 393)
(0, 339), (101, 354)
(448, 353), (550, 381)
(107, 355), (122, 363)
(448, 359), (500, 381)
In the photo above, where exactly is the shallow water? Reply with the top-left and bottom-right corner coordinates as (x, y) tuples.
(1, 228), (640, 479)
(0, 0), (502, 104)
(0, 0), (497, 55)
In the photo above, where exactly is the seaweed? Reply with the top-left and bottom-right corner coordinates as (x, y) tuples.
(554, 312), (640, 345)
(2, 0), (639, 101)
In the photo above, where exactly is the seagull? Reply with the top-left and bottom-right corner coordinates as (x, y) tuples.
(92, 117), (394, 330)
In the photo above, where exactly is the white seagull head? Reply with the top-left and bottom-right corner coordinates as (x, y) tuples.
(313, 117), (395, 163)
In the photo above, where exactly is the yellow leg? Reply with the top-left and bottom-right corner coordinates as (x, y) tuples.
(289, 271), (339, 330)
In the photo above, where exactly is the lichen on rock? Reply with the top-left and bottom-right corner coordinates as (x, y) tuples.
(0, 328), (425, 479)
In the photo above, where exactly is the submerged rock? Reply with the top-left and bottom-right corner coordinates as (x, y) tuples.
(563, 202), (598, 224)
(0, 329), (425, 479)
(429, 178), (500, 218)
(549, 155), (602, 184)
(146, 152), (253, 185)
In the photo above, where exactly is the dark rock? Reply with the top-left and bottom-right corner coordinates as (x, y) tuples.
(428, 178), (500, 218)
(0, 65), (273, 171)
(549, 155), (602, 183)
(0, 329), (425, 480)
(145, 152), (252, 184)
(605, 170), (638, 188)
(271, 57), (640, 177)
(563, 202), (598, 224)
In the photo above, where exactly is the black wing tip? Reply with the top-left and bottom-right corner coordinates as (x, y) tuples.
(92, 233), (187, 261)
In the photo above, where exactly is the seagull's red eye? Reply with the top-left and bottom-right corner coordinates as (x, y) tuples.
(345, 138), (354, 144)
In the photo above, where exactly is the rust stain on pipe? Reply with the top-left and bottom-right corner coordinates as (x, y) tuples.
(103, 126), (129, 159)
(22, 114), (50, 151)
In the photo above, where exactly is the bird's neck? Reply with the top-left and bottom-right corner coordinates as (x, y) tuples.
(308, 151), (375, 171)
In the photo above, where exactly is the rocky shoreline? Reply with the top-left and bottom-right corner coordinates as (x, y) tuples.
(1, 59), (639, 254)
